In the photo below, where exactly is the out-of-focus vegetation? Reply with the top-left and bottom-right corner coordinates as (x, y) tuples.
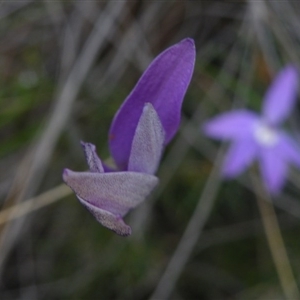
(1, 1), (300, 299)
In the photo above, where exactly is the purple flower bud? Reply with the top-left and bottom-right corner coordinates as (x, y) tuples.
(63, 39), (196, 235)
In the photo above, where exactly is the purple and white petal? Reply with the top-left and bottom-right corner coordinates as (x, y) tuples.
(77, 196), (132, 236)
(109, 38), (195, 170)
(203, 110), (258, 140)
(258, 147), (287, 195)
(262, 65), (298, 125)
(62, 169), (158, 217)
(81, 141), (104, 173)
(128, 103), (165, 174)
(222, 138), (257, 177)
(277, 132), (300, 167)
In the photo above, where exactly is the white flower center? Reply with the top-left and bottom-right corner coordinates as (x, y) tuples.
(253, 121), (278, 147)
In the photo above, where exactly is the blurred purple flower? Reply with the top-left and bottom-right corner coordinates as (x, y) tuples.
(203, 66), (300, 194)
(63, 38), (195, 236)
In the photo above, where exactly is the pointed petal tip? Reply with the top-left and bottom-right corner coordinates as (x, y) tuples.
(118, 225), (132, 237)
(104, 218), (132, 237)
(80, 140), (88, 147)
(202, 121), (220, 137)
(63, 168), (69, 175)
(202, 118), (225, 139)
(178, 38), (196, 64)
(180, 37), (195, 48)
(80, 140), (95, 149)
(80, 140), (86, 149)
(142, 102), (157, 115)
(202, 121), (212, 136)
(143, 102), (152, 111)
(62, 168), (70, 181)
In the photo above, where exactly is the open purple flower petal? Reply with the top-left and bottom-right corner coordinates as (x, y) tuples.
(222, 138), (257, 177)
(63, 169), (158, 235)
(203, 110), (258, 140)
(128, 103), (165, 174)
(262, 65), (298, 125)
(258, 148), (287, 194)
(109, 38), (196, 170)
(203, 65), (300, 195)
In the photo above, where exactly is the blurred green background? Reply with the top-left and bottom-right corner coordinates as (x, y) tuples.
(1, 1), (300, 299)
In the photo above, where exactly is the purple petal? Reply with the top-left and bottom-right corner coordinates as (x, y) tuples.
(277, 133), (300, 167)
(128, 103), (165, 174)
(62, 169), (158, 234)
(77, 196), (132, 236)
(222, 138), (257, 177)
(258, 147), (287, 195)
(203, 110), (258, 140)
(262, 65), (298, 125)
(81, 141), (104, 173)
(109, 38), (195, 170)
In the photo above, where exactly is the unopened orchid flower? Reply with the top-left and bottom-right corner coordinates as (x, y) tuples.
(63, 39), (195, 236)
(204, 66), (300, 194)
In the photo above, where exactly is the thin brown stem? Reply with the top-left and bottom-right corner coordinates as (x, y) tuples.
(0, 184), (71, 226)
(251, 171), (300, 299)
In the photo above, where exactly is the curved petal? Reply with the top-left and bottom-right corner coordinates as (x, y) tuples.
(128, 103), (165, 174)
(203, 110), (258, 140)
(62, 169), (158, 217)
(277, 132), (300, 167)
(262, 65), (298, 125)
(109, 38), (195, 170)
(258, 147), (287, 195)
(77, 196), (131, 236)
(81, 141), (104, 173)
(222, 138), (257, 177)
